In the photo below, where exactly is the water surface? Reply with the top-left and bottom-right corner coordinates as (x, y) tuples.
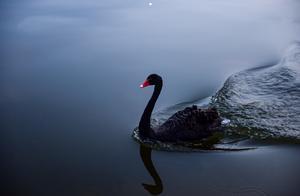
(1, 0), (300, 195)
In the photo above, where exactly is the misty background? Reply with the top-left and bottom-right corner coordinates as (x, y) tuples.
(1, 0), (300, 108)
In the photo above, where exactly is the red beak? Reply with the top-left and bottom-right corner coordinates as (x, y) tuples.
(140, 80), (150, 88)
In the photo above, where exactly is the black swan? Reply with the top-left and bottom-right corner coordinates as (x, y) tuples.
(138, 74), (222, 142)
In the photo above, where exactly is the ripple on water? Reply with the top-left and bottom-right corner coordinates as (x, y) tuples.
(212, 42), (300, 141)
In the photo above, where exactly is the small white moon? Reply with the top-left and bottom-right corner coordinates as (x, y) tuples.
(148, 2), (153, 6)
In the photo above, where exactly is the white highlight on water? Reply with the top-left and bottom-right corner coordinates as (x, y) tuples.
(221, 119), (231, 125)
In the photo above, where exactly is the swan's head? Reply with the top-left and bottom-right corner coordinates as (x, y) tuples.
(140, 74), (162, 88)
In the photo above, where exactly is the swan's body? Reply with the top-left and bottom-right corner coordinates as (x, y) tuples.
(139, 74), (222, 142)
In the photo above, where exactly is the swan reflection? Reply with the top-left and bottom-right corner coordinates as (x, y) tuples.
(139, 144), (163, 195)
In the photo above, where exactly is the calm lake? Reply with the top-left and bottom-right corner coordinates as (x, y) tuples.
(1, 0), (300, 195)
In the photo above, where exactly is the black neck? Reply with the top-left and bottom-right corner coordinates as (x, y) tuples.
(139, 81), (162, 137)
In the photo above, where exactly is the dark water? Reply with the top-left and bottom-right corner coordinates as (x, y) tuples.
(1, 0), (300, 195)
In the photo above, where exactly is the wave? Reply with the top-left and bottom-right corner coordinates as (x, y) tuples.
(212, 42), (300, 141)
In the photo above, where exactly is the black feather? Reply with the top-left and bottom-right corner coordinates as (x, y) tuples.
(154, 105), (222, 142)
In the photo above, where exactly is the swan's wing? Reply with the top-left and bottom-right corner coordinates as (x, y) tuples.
(159, 106), (219, 132)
